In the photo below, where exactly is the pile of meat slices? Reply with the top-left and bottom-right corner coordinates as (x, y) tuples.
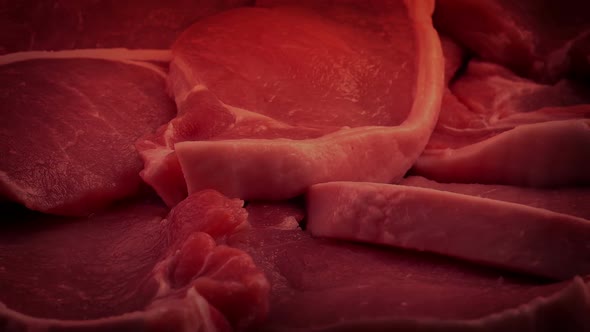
(1, 0), (589, 331)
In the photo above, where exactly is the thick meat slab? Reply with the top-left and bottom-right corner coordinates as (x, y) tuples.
(0, 191), (268, 331)
(137, 0), (444, 205)
(0, 0), (252, 54)
(434, 0), (590, 82)
(414, 61), (590, 187)
(229, 202), (590, 331)
(0, 52), (176, 216)
(307, 181), (590, 279)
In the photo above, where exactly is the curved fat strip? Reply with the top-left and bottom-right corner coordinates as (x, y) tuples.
(414, 119), (590, 188)
(174, 0), (444, 200)
(307, 181), (590, 280)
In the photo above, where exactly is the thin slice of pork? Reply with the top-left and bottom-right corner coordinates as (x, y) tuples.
(307, 181), (590, 280)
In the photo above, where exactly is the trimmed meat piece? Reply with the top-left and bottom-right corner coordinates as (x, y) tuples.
(137, 0), (444, 205)
(307, 181), (590, 279)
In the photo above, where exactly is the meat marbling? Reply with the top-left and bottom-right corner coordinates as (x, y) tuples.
(0, 50), (176, 216)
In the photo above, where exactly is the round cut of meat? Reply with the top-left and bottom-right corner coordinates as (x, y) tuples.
(138, 0), (445, 205)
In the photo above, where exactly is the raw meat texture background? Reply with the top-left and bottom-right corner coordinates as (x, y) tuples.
(0, 0), (589, 331)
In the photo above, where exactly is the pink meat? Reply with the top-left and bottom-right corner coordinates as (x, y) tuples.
(0, 54), (177, 216)
(137, 0), (444, 205)
(307, 181), (590, 280)
(0, 191), (268, 332)
(229, 202), (590, 331)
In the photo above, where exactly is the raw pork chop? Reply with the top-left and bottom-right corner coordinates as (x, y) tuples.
(413, 61), (590, 188)
(137, 0), (444, 205)
(0, 51), (176, 216)
(306, 180), (590, 279)
(229, 202), (590, 331)
(434, 0), (590, 82)
(0, 0), (252, 54)
(0, 191), (268, 332)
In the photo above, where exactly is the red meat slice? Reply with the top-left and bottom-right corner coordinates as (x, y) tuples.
(0, 0), (252, 54)
(137, 0), (444, 206)
(434, 0), (590, 82)
(0, 191), (268, 332)
(0, 51), (176, 216)
(307, 181), (590, 280)
(229, 202), (590, 331)
(413, 61), (590, 188)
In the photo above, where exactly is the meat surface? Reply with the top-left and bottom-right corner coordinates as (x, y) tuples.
(0, 0), (252, 54)
(0, 52), (176, 216)
(229, 202), (590, 331)
(1, 0), (589, 330)
(137, 0), (444, 206)
(0, 191), (268, 332)
(414, 61), (590, 187)
(403, 176), (590, 220)
(307, 181), (590, 279)
(434, 0), (590, 82)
